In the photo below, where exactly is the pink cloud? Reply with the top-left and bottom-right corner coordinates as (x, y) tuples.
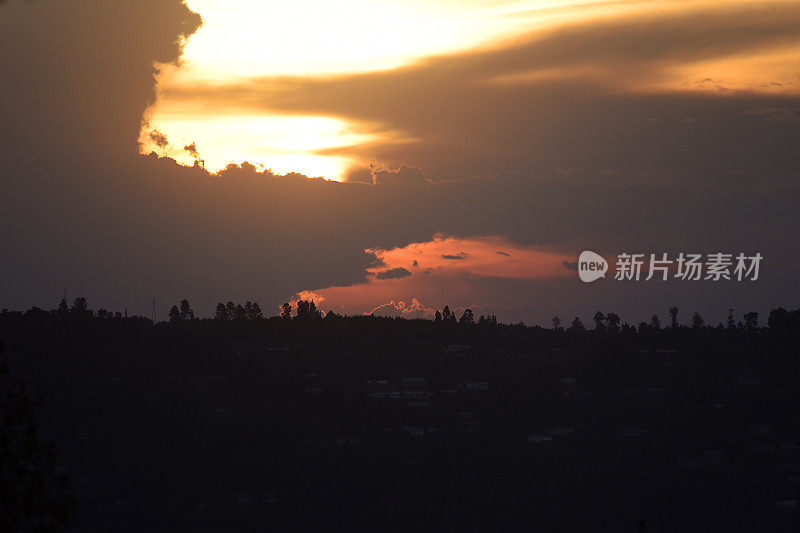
(294, 234), (574, 317)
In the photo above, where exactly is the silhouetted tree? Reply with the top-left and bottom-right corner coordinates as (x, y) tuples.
(215, 303), (228, 320)
(442, 306), (457, 325)
(434, 311), (442, 325)
(168, 305), (180, 322)
(248, 302), (263, 320)
(296, 300), (310, 319)
(691, 312), (704, 329)
(726, 309), (736, 329)
(605, 313), (620, 332)
(0, 343), (75, 530)
(593, 311), (606, 332)
(552, 316), (562, 330)
(441, 306), (452, 323)
(281, 303), (292, 320)
(459, 308), (474, 326)
(226, 301), (236, 320)
(768, 307), (789, 331)
(179, 299), (194, 321)
(70, 297), (89, 318)
(56, 298), (68, 319)
(570, 316), (585, 332)
(744, 311), (758, 331)
(308, 301), (322, 320)
(650, 314), (661, 329)
(668, 306), (679, 328)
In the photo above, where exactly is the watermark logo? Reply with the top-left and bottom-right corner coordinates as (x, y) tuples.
(576, 251), (762, 283)
(578, 251), (608, 283)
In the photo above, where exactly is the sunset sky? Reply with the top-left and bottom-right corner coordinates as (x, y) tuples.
(1, 0), (799, 324)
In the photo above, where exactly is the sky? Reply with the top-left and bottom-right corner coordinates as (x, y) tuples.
(1, 0), (799, 325)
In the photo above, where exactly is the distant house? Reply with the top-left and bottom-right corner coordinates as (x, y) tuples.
(403, 388), (430, 407)
(546, 427), (575, 437)
(776, 499), (798, 509)
(735, 376), (763, 388)
(370, 390), (401, 401)
(267, 342), (290, 352)
(747, 423), (772, 436)
(439, 389), (460, 399)
(235, 492), (254, 506)
(401, 377), (428, 388)
(444, 344), (471, 352)
(402, 426), (426, 437)
(334, 436), (360, 447)
(622, 428), (650, 438)
(676, 451), (725, 470)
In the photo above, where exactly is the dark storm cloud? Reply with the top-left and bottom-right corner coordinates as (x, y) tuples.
(496, 251), (510, 256)
(375, 267), (412, 280)
(441, 253), (468, 260)
(0, 0), (798, 324)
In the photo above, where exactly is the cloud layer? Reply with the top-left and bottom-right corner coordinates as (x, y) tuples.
(0, 0), (798, 325)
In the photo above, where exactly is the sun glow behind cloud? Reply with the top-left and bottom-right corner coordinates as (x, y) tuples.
(139, 0), (666, 178)
(139, 0), (800, 179)
(140, 0), (536, 177)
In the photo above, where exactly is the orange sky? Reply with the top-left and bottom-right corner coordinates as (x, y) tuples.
(140, 0), (800, 179)
(291, 235), (574, 317)
(3, 0), (798, 323)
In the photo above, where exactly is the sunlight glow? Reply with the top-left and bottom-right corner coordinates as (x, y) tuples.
(140, 0), (799, 179)
(140, 0), (628, 179)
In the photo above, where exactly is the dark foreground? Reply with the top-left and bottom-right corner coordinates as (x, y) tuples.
(2, 310), (800, 531)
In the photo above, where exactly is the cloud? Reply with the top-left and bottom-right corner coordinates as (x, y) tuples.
(562, 261), (578, 271)
(441, 253), (468, 260)
(368, 298), (435, 319)
(742, 106), (800, 123)
(375, 267), (412, 280)
(164, 1), (800, 180)
(496, 251), (510, 256)
(370, 163), (428, 186)
(0, 0), (201, 166)
(0, 0), (798, 327)
(150, 130), (169, 149)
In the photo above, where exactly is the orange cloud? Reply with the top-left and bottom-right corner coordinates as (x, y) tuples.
(367, 234), (573, 280)
(294, 234), (574, 316)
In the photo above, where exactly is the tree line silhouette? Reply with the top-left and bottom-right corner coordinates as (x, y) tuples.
(6, 297), (800, 335)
